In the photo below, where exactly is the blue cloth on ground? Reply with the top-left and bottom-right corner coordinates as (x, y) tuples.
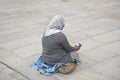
(31, 55), (63, 76)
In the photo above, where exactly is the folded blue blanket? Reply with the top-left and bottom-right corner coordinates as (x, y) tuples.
(31, 55), (63, 76)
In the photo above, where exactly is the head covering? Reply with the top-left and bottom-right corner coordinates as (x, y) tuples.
(44, 15), (65, 36)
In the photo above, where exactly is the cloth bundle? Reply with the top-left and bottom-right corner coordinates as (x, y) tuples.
(31, 54), (79, 76)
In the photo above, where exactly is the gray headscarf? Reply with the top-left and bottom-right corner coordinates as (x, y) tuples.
(44, 15), (65, 36)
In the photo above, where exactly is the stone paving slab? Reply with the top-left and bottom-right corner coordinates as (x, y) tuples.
(0, 34), (42, 50)
(93, 31), (120, 43)
(0, 62), (28, 80)
(0, 54), (24, 68)
(55, 69), (110, 80)
(0, 48), (12, 58)
(0, 28), (22, 36)
(80, 47), (118, 62)
(79, 39), (103, 52)
(80, 25), (119, 37)
(14, 43), (42, 57)
(0, 0), (120, 80)
(0, 25), (44, 44)
(101, 41), (120, 54)
(15, 63), (61, 80)
(91, 55), (120, 80)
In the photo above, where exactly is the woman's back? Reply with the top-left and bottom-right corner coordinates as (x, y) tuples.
(42, 32), (74, 66)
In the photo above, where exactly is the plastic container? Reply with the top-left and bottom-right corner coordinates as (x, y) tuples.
(76, 42), (82, 47)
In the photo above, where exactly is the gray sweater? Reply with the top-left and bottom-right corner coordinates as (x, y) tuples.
(42, 32), (75, 66)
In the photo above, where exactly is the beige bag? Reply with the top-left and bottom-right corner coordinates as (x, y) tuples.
(57, 62), (76, 74)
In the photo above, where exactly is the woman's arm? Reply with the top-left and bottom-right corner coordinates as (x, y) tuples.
(59, 33), (80, 52)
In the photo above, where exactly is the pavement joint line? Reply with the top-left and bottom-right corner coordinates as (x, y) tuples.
(81, 53), (119, 67)
(1, 2), (50, 12)
(80, 43), (104, 52)
(0, 18), (28, 25)
(0, 47), (14, 54)
(0, 25), (22, 31)
(0, 61), (31, 80)
(91, 37), (120, 45)
(0, 0), (119, 79)
(68, 24), (120, 35)
(82, 28), (120, 39)
(0, 33), (42, 45)
(89, 60), (119, 80)
(88, 67), (112, 80)
(81, 38), (120, 55)
(9, 41), (41, 51)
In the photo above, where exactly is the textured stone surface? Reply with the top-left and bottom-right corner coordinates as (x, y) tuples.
(0, 0), (120, 80)
(93, 31), (120, 43)
(66, 32), (88, 45)
(0, 63), (28, 80)
(79, 39), (103, 52)
(91, 55), (120, 80)
(80, 48), (118, 61)
(15, 64), (61, 80)
(13, 43), (42, 57)
(55, 69), (110, 80)
(0, 54), (24, 68)
(0, 34), (42, 50)
(76, 55), (96, 69)
(0, 48), (11, 58)
(101, 41), (120, 54)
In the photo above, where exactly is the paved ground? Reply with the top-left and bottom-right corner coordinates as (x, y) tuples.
(0, 0), (120, 80)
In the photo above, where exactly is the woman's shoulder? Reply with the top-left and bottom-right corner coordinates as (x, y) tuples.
(43, 32), (66, 39)
(55, 32), (66, 37)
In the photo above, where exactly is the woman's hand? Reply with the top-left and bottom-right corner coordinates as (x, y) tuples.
(74, 45), (80, 51)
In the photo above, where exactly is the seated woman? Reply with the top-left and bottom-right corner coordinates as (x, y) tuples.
(31, 15), (81, 75)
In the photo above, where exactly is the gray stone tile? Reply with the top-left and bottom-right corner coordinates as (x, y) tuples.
(21, 55), (39, 65)
(77, 55), (96, 69)
(9, 72), (28, 80)
(0, 25), (44, 44)
(0, 72), (13, 80)
(18, 18), (49, 27)
(110, 29), (120, 35)
(0, 0), (120, 80)
(15, 64), (60, 80)
(0, 54), (24, 68)
(0, 34), (42, 50)
(66, 32), (88, 45)
(3, 68), (14, 74)
(0, 23), (22, 31)
(79, 39), (103, 52)
(0, 48), (12, 59)
(63, 19), (98, 34)
(91, 55), (120, 80)
(93, 31), (120, 43)
(13, 43), (42, 57)
(9, 72), (23, 80)
(80, 25), (119, 37)
(55, 69), (110, 80)
(0, 28), (22, 36)
(0, 63), (7, 72)
(95, 17), (117, 23)
(0, 63), (28, 80)
(101, 41), (120, 54)
(81, 48), (118, 62)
